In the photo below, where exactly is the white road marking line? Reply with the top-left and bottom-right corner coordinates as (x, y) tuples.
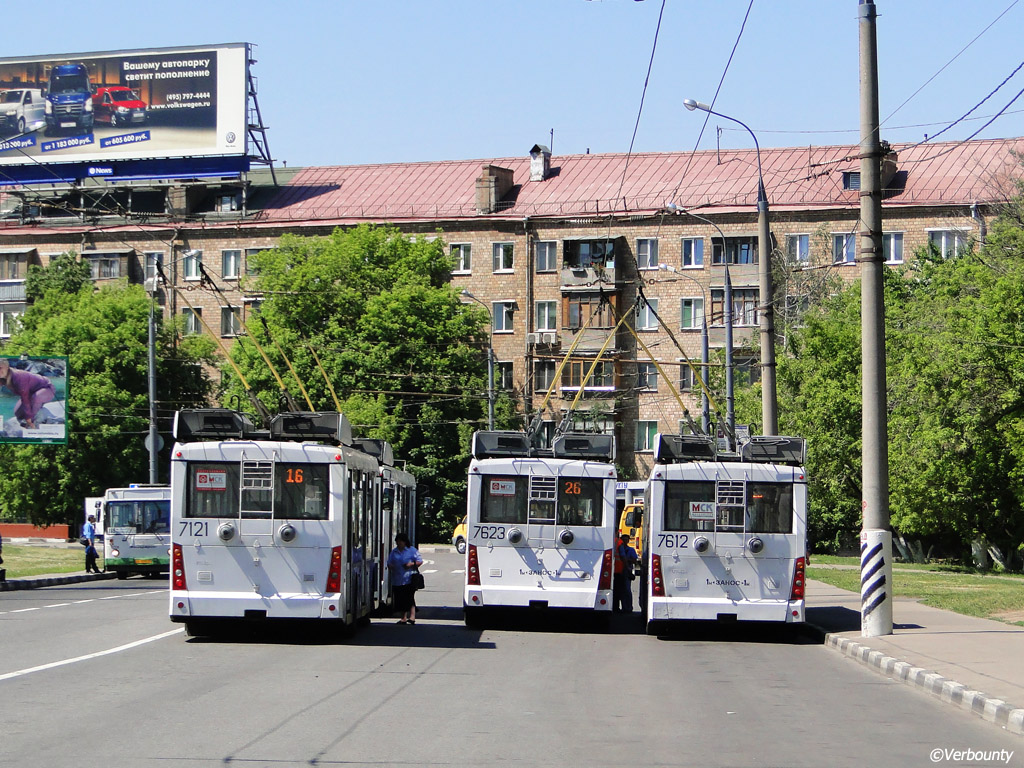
(0, 628), (184, 682)
(44, 603), (72, 609)
(421, 569), (438, 574)
(452, 569), (466, 574)
(10, 608), (40, 613)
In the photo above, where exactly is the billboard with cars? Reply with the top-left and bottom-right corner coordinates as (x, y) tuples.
(0, 44), (249, 176)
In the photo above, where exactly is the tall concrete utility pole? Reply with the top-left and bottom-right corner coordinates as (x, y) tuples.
(858, 0), (893, 637)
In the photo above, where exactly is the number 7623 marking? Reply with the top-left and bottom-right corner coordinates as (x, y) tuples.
(657, 533), (688, 549)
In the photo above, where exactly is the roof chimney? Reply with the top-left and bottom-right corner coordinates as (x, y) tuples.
(530, 144), (551, 182)
(475, 165), (515, 214)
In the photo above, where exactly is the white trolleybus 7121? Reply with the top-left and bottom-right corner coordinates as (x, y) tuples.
(102, 485), (172, 579)
(464, 430), (618, 626)
(169, 408), (415, 638)
(642, 434), (808, 633)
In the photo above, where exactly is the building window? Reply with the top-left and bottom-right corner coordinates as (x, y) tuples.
(244, 248), (263, 277)
(88, 254), (121, 280)
(0, 304), (22, 337)
(493, 301), (515, 333)
(183, 249), (202, 280)
(535, 360), (556, 392)
(637, 238), (659, 270)
(833, 234), (856, 264)
(0, 253), (20, 280)
(243, 297), (263, 320)
(451, 243), (471, 273)
(143, 252), (163, 281)
(635, 420), (658, 452)
(843, 171), (861, 190)
(535, 420), (556, 449)
(680, 297), (705, 330)
(711, 287), (758, 327)
(535, 241), (557, 272)
(682, 237), (704, 268)
(221, 307), (241, 337)
(929, 230), (968, 258)
(564, 294), (615, 330)
(535, 300), (557, 331)
(786, 234), (810, 263)
(222, 249), (242, 280)
(497, 361), (514, 391)
(183, 307), (202, 335)
(636, 298), (659, 331)
(492, 242), (514, 272)
(680, 364), (695, 392)
(712, 236), (758, 265)
(561, 359), (615, 390)
(883, 233), (904, 264)
(564, 239), (614, 269)
(637, 362), (658, 391)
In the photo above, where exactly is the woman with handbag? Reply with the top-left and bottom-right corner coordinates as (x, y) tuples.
(387, 532), (423, 625)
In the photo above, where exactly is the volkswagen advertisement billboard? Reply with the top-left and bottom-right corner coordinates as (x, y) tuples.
(0, 44), (250, 183)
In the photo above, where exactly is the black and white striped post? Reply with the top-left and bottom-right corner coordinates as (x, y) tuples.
(859, 0), (893, 636)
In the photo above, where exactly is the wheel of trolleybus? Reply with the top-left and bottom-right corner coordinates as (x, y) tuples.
(116, 571), (129, 580)
(464, 605), (486, 629)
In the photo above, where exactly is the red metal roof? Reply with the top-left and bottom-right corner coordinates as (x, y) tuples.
(255, 137), (1024, 225)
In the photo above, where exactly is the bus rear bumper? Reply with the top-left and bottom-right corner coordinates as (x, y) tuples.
(648, 597), (805, 623)
(170, 591), (344, 621)
(465, 586), (613, 612)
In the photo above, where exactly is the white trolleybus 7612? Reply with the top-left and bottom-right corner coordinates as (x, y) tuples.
(102, 485), (172, 579)
(642, 434), (808, 633)
(169, 408), (415, 638)
(464, 430), (618, 627)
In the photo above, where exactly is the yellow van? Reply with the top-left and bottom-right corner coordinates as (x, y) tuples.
(618, 502), (644, 563)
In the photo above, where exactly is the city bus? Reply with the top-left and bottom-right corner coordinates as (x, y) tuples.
(169, 409), (413, 638)
(463, 430), (617, 627)
(641, 434), (807, 633)
(102, 485), (171, 579)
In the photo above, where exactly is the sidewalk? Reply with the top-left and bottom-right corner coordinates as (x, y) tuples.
(806, 578), (1024, 735)
(0, 570), (116, 591)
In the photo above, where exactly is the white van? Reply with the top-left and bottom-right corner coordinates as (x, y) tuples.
(0, 89), (45, 135)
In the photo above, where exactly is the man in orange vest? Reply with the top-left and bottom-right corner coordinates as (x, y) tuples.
(613, 533), (638, 613)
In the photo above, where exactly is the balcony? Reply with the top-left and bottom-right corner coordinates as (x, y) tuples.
(0, 280), (27, 302)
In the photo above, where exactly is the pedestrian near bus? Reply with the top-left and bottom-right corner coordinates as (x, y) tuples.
(83, 514), (101, 574)
(613, 533), (638, 613)
(387, 532), (423, 624)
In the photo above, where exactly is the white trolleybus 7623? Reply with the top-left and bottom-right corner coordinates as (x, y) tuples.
(642, 434), (808, 633)
(463, 430), (618, 627)
(169, 408), (415, 638)
(101, 485), (172, 579)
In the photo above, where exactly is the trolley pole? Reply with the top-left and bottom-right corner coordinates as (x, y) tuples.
(858, 0), (893, 637)
(147, 283), (159, 484)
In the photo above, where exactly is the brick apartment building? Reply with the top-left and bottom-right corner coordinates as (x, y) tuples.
(1, 137), (1021, 477)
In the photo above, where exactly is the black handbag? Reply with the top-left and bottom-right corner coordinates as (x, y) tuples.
(79, 537), (90, 546)
(410, 570), (425, 591)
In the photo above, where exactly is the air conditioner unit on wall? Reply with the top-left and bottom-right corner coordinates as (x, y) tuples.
(541, 332), (557, 345)
(526, 333), (540, 345)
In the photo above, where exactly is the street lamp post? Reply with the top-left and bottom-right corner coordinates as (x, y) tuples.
(460, 289), (495, 431)
(683, 99), (779, 436)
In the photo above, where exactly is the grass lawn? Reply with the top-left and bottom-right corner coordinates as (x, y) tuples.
(1, 545), (100, 579)
(808, 565), (1024, 624)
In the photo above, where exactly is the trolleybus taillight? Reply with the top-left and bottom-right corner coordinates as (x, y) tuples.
(651, 553), (665, 597)
(467, 544), (480, 586)
(790, 556), (806, 600)
(598, 548), (613, 591)
(325, 546), (343, 593)
(172, 543), (186, 590)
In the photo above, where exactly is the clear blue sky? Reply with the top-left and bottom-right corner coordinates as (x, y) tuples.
(4, 0), (1023, 167)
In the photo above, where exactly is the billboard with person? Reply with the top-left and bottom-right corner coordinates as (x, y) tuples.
(0, 44), (249, 174)
(0, 356), (67, 444)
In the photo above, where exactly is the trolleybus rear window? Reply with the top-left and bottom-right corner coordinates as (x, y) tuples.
(481, 475), (528, 523)
(185, 462), (330, 520)
(663, 480), (793, 533)
(557, 477), (604, 526)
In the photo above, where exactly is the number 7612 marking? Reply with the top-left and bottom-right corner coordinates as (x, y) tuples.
(657, 533), (689, 549)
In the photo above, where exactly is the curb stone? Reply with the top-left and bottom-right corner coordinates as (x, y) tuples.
(817, 629), (1024, 736)
(0, 571), (117, 592)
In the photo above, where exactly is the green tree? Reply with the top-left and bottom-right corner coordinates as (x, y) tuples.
(225, 224), (492, 540)
(25, 251), (91, 303)
(0, 278), (215, 528)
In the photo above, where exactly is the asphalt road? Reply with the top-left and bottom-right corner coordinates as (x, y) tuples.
(0, 550), (1019, 768)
